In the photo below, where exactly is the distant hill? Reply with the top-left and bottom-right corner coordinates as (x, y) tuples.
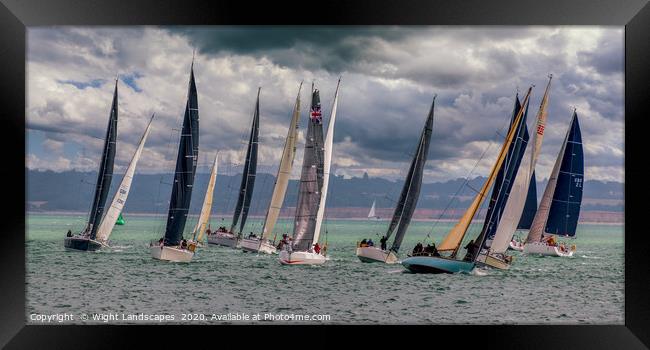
(26, 169), (623, 218)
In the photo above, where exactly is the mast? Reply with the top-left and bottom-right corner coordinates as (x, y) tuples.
(385, 95), (435, 253)
(313, 79), (341, 246)
(437, 87), (533, 257)
(261, 82), (302, 240)
(86, 79), (118, 239)
(96, 114), (155, 243)
(193, 153), (218, 242)
(163, 63), (199, 246)
(230, 88), (261, 234)
(526, 111), (583, 241)
(292, 84), (325, 252)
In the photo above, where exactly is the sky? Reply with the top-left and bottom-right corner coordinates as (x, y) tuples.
(26, 26), (624, 183)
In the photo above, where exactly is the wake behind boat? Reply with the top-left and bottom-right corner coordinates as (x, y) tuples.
(356, 95), (435, 264)
(150, 59), (199, 263)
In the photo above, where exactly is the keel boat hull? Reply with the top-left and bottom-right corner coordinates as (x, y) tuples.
(240, 238), (277, 254)
(150, 244), (194, 262)
(64, 236), (105, 251)
(523, 241), (574, 257)
(207, 232), (239, 248)
(279, 250), (326, 265)
(356, 246), (398, 264)
(401, 256), (475, 274)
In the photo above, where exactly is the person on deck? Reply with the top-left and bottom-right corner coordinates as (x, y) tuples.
(431, 243), (440, 257)
(360, 239), (368, 247)
(380, 236), (387, 250)
(66, 229), (72, 237)
(314, 243), (321, 254)
(206, 228), (212, 236)
(463, 240), (477, 261)
(412, 242), (423, 255)
(368, 239), (374, 247)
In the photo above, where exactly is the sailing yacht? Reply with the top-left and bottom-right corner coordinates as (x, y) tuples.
(207, 88), (260, 248)
(474, 76), (552, 269)
(64, 79), (119, 251)
(522, 110), (583, 257)
(150, 61), (199, 262)
(241, 83), (302, 254)
(401, 87), (533, 273)
(367, 200), (380, 220)
(188, 153), (218, 248)
(356, 96), (435, 264)
(279, 80), (340, 265)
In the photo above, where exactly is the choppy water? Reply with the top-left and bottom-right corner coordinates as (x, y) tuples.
(26, 214), (624, 324)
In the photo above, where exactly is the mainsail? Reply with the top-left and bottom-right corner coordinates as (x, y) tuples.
(193, 154), (218, 242)
(385, 96), (435, 253)
(526, 111), (583, 241)
(86, 80), (118, 239)
(95, 114), (154, 243)
(313, 79), (341, 246)
(489, 75), (553, 254)
(261, 83), (302, 240)
(437, 87), (533, 256)
(517, 171), (537, 230)
(292, 86), (325, 252)
(230, 88), (260, 234)
(163, 63), (199, 246)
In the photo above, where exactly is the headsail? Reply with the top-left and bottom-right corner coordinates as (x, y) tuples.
(437, 87), (533, 256)
(368, 200), (377, 219)
(313, 79), (340, 246)
(86, 80), (118, 239)
(261, 83), (302, 240)
(193, 153), (218, 242)
(489, 75), (553, 254)
(292, 85), (325, 252)
(95, 114), (154, 243)
(163, 64), (199, 246)
(385, 96), (435, 253)
(230, 88), (260, 234)
(517, 171), (537, 230)
(527, 111), (583, 241)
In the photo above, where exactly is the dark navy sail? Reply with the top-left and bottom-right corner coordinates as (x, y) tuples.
(470, 95), (529, 256)
(386, 96), (435, 253)
(545, 112), (583, 236)
(292, 88), (325, 252)
(517, 170), (537, 229)
(231, 88), (260, 234)
(163, 65), (199, 246)
(86, 81), (118, 239)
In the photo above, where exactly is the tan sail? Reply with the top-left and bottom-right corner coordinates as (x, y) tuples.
(437, 87), (532, 255)
(261, 83), (302, 240)
(194, 154), (218, 242)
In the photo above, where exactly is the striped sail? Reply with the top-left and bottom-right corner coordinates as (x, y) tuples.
(526, 111), (583, 241)
(86, 80), (118, 239)
(231, 88), (260, 234)
(95, 114), (154, 244)
(313, 80), (340, 246)
(386, 96), (435, 253)
(193, 154), (218, 242)
(261, 83), (302, 240)
(490, 76), (553, 254)
(163, 64), (199, 246)
(437, 87), (532, 255)
(292, 86), (325, 252)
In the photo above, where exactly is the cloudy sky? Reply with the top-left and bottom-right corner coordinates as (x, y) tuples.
(26, 26), (624, 183)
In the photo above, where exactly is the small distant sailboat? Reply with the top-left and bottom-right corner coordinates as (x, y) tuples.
(367, 200), (380, 220)
(208, 88), (260, 248)
(150, 61), (199, 262)
(522, 110), (583, 257)
(401, 87), (533, 274)
(115, 213), (125, 226)
(189, 153), (218, 248)
(279, 80), (340, 265)
(64, 79), (119, 251)
(474, 75), (552, 270)
(356, 96), (435, 264)
(241, 83), (302, 254)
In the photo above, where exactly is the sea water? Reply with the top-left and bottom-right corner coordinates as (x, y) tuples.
(26, 213), (624, 324)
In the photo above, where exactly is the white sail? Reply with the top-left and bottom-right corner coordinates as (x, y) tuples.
(368, 200), (376, 218)
(490, 76), (552, 254)
(313, 79), (340, 246)
(193, 154), (219, 242)
(261, 83), (302, 239)
(95, 114), (154, 243)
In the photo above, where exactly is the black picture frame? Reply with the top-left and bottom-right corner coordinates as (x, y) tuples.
(2, 0), (648, 348)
